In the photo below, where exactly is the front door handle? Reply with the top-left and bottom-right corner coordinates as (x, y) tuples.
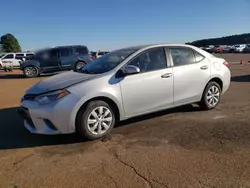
(161, 73), (172, 78)
(200, 65), (208, 70)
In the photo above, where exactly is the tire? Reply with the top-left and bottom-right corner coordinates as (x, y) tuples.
(76, 100), (115, 140)
(23, 66), (39, 78)
(199, 81), (221, 110)
(75, 61), (86, 70)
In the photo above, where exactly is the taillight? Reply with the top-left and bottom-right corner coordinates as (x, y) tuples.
(223, 61), (229, 68)
(90, 55), (93, 60)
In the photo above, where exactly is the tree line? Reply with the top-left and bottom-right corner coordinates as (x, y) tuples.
(1, 32), (250, 53)
(186, 33), (250, 47)
(0, 33), (21, 53)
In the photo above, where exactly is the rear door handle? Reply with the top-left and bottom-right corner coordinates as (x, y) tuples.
(161, 73), (172, 78)
(200, 65), (208, 70)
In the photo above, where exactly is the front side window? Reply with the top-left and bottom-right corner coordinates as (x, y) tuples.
(50, 49), (58, 58)
(3, 54), (14, 59)
(59, 48), (70, 57)
(128, 48), (167, 73)
(169, 47), (196, 66)
(34, 49), (57, 60)
(80, 48), (137, 74)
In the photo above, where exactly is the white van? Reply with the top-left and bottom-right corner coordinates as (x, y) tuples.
(0, 52), (34, 68)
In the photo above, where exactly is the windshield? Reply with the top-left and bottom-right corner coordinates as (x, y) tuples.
(80, 48), (137, 74)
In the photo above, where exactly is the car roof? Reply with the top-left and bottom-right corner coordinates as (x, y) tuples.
(118, 43), (202, 51)
(54, 45), (87, 49)
(116, 43), (215, 58)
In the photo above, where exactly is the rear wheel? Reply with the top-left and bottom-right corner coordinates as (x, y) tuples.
(199, 81), (221, 110)
(76, 100), (115, 140)
(23, 66), (39, 78)
(75, 61), (86, 70)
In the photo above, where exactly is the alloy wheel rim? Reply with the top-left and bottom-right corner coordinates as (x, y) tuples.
(77, 63), (85, 69)
(25, 67), (36, 76)
(87, 106), (113, 135)
(206, 85), (220, 107)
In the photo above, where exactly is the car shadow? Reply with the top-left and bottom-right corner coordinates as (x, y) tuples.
(0, 107), (83, 150)
(0, 104), (200, 150)
(117, 104), (200, 127)
(231, 74), (250, 82)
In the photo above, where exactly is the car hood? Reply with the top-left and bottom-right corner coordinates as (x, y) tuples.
(20, 59), (39, 67)
(26, 71), (98, 95)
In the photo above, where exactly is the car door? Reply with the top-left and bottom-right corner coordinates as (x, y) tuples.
(167, 47), (211, 106)
(1, 53), (16, 66)
(58, 47), (72, 69)
(40, 49), (61, 72)
(120, 47), (174, 117)
(15, 53), (25, 65)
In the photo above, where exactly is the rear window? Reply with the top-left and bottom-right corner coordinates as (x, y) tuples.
(75, 47), (88, 55)
(98, 52), (104, 55)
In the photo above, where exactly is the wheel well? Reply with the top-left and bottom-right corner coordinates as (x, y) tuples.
(75, 60), (86, 65)
(209, 77), (223, 91)
(75, 96), (120, 126)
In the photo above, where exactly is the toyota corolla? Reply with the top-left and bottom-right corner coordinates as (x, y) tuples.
(17, 44), (231, 140)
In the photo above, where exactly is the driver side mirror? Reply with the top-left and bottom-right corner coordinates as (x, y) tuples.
(123, 65), (140, 75)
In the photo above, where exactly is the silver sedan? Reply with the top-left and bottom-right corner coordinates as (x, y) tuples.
(17, 44), (231, 140)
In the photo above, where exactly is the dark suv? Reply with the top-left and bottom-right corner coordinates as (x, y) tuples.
(20, 45), (91, 78)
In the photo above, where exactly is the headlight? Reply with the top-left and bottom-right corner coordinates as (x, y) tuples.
(34, 90), (70, 105)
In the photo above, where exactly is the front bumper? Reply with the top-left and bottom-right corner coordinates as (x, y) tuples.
(17, 93), (80, 135)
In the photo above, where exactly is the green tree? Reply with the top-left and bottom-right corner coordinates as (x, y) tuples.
(0, 33), (21, 52)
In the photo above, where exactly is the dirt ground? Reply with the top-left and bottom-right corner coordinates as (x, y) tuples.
(214, 53), (250, 63)
(0, 57), (250, 188)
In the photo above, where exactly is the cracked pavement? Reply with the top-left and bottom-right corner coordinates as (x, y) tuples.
(1, 60), (250, 187)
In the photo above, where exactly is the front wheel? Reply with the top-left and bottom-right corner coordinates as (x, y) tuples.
(76, 100), (115, 140)
(199, 81), (221, 110)
(23, 66), (39, 78)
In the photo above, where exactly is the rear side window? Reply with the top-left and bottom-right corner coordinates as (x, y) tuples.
(26, 53), (34, 57)
(75, 47), (88, 55)
(15, 53), (24, 59)
(59, 48), (71, 57)
(16, 53), (24, 56)
(3, 54), (14, 59)
(194, 51), (205, 62)
(169, 48), (196, 66)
